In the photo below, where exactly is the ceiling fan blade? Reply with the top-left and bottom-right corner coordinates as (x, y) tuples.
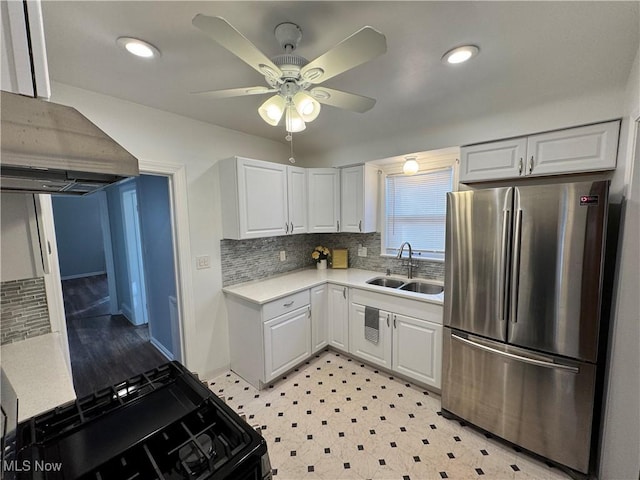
(192, 15), (283, 81)
(300, 26), (386, 84)
(192, 86), (277, 99)
(309, 87), (376, 113)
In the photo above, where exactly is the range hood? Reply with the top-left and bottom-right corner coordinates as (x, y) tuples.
(1, 91), (139, 195)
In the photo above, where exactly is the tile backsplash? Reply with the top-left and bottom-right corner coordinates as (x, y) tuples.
(1, 277), (51, 345)
(221, 232), (444, 287)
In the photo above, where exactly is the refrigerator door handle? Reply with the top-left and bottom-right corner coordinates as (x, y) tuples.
(451, 333), (579, 373)
(499, 208), (511, 321)
(511, 208), (523, 323)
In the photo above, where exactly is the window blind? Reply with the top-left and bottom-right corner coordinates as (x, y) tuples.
(384, 167), (453, 257)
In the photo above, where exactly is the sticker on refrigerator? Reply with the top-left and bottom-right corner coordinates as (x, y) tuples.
(580, 195), (599, 206)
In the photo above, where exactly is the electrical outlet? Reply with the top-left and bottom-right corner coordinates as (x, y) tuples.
(279, 250), (286, 262)
(196, 255), (210, 270)
(357, 246), (368, 257)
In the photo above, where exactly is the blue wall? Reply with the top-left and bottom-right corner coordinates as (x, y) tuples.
(137, 175), (177, 357)
(52, 194), (106, 279)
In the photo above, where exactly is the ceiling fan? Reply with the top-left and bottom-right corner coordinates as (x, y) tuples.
(191, 15), (387, 133)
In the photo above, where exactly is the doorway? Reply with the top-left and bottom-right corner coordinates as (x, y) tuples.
(51, 173), (182, 396)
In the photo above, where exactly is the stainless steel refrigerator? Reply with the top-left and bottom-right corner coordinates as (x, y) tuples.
(442, 180), (609, 474)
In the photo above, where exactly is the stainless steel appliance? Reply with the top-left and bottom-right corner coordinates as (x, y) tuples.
(442, 180), (609, 475)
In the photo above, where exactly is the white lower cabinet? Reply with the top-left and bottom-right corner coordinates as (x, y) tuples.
(310, 284), (328, 353)
(392, 313), (442, 387)
(349, 288), (443, 389)
(349, 304), (392, 369)
(328, 283), (349, 351)
(264, 306), (311, 382)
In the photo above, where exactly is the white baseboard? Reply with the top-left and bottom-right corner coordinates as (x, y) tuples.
(150, 337), (174, 361)
(60, 271), (107, 281)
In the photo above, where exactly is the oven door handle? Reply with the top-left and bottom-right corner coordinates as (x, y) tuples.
(451, 333), (579, 373)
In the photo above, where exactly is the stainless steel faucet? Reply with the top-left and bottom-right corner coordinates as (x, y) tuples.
(396, 242), (417, 279)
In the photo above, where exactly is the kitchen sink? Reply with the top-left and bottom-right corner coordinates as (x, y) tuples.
(399, 281), (444, 295)
(365, 276), (444, 296)
(365, 277), (405, 288)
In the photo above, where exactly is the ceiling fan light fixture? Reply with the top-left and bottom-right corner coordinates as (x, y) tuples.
(285, 105), (306, 133)
(293, 92), (321, 122)
(258, 95), (286, 126)
(442, 45), (479, 65)
(116, 37), (160, 58)
(403, 156), (419, 175)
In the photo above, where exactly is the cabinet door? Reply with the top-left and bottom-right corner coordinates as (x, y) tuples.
(327, 284), (349, 351)
(349, 304), (392, 369)
(264, 306), (311, 382)
(526, 121), (619, 177)
(307, 168), (340, 233)
(237, 158), (288, 238)
(310, 284), (328, 353)
(460, 138), (527, 182)
(340, 166), (364, 232)
(287, 166), (308, 234)
(392, 313), (442, 388)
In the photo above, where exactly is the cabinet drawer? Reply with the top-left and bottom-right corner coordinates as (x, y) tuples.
(263, 290), (310, 320)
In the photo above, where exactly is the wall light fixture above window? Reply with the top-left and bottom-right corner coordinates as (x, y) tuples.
(403, 156), (420, 175)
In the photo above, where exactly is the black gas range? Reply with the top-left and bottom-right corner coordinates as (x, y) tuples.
(2, 362), (271, 480)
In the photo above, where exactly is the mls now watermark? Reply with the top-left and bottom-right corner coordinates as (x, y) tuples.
(3, 460), (63, 472)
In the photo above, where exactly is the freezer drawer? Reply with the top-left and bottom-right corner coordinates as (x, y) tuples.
(441, 328), (596, 474)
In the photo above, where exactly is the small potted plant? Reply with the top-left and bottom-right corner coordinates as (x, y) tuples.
(312, 246), (331, 270)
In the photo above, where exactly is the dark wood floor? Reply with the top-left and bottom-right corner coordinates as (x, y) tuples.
(63, 275), (167, 397)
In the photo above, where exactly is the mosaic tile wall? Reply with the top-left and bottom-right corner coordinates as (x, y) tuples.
(0, 277), (51, 345)
(221, 232), (444, 287)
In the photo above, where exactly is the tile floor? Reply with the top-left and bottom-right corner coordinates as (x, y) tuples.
(208, 350), (573, 480)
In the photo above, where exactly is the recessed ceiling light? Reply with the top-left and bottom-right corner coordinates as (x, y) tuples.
(117, 37), (160, 58)
(442, 45), (479, 65)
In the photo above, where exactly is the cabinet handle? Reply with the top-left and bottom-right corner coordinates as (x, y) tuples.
(393, 314), (397, 328)
(386, 313), (390, 328)
(342, 287), (346, 299)
(518, 158), (523, 175)
(285, 223), (289, 234)
(283, 301), (294, 307)
(528, 156), (534, 174)
(308, 306), (311, 318)
(359, 220), (362, 232)
(290, 222), (294, 233)
(337, 220), (340, 232)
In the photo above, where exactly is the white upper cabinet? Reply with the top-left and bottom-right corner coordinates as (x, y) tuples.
(307, 168), (340, 233)
(287, 166), (308, 235)
(460, 121), (620, 183)
(219, 157), (308, 239)
(460, 138), (528, 182)
(525, 122), (620, 177)
(340, 164), (378, 233)
(1, 0), (50, 98)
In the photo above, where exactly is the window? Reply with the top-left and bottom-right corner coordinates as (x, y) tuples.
(383, 167), (454, 261)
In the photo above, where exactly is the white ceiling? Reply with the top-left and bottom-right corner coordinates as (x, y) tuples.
(41, 1), (639, 157)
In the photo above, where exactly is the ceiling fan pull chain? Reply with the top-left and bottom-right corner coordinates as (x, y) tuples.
(288, 132), (296, 164)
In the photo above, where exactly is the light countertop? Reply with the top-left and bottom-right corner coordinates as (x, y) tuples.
(222, 268), (444, 306)
(1, 333), (76, 421)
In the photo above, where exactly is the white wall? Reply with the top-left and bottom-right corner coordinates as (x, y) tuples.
(50, 81), (290, 379)
(599, 45), (640, 480)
